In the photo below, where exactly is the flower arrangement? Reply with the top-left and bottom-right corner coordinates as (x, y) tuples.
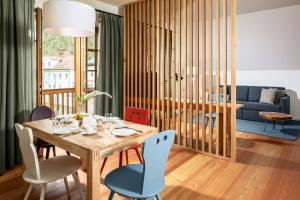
(75, 90), (112, 120)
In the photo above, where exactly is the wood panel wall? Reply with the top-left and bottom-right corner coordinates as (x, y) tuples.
(123, 0), (236, 160)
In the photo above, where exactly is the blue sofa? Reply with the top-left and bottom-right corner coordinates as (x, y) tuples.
(226, 86), (290, 122)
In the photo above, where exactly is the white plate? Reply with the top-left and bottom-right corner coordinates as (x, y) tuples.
(81, 129), (96, 135)
(111, 128), (135, 137)
(52, 127), (74, 135)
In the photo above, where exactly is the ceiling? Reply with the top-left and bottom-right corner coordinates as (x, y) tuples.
(96, 0), (300, 14)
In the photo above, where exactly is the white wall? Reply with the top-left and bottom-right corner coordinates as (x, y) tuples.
(235, 5), (300, 119)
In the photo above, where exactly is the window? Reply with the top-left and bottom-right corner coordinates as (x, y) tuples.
(42, 32), (74, 89)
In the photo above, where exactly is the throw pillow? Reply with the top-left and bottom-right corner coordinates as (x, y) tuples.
(274, 90), (286, 105)
(259, 88), (277, 104)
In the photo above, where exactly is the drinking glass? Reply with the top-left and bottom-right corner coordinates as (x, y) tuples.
(104, 113), (113, 132)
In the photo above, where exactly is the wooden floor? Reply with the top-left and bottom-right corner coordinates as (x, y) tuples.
(1, 131), (300, 200)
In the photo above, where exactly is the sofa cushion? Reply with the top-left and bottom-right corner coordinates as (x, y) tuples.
(228, 86), (249, 102)
(243, 102), (280, 112)
(274, 90), (286, 105)
(248, 86), (263, 102)
(259, 88), (277, 104)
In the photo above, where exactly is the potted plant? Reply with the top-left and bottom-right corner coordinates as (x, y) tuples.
(75, 90), (112, 120)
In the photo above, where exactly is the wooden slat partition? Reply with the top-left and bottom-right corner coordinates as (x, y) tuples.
(123, 0), (237, 160)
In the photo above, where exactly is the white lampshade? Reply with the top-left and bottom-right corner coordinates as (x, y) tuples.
(43, 0), (96, 37)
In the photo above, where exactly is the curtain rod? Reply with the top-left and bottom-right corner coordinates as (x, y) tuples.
(95, 9), (123, 18)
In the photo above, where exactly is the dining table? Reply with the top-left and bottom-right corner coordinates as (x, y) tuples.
(23, 118), (159, 200)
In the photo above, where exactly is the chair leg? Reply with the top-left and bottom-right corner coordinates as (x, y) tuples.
(40, 183), (47, 200)
(108, 191), (115, 200)
(46, 147), (50, 159)
(52, 146), (56, 157)
(24, 184), (33, 200)
(72, 172), (85, 200)
(119, 151), (123, 167)
(100, 157), (108, 175)
(155, 194), (161, 200)
(36, 146), (41, 154)
(134, 147), (143, 164)
(125, 150), (129, 165)
(63, 177), (70, 197)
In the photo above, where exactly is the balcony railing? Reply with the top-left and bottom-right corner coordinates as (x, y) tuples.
(42, 88), (76, 115)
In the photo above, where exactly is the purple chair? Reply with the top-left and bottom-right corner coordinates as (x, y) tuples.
(30, 106), (56, 159)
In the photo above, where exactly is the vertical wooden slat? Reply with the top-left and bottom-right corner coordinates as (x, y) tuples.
(147, 0), (151, 119)
(208, 0), (213, 154)
(62, 93), (65, 114)
(57, 94), (60, 113)
(139, 2), (142, 108)
(42, 94), (46, 106)
(188, 0), (193, 148)
(171, 0), (176, 131)
(126, 6), (130, 108)
(152, 0), (156, 127)
(49, 94), (54, 111)
(67, 92), (70, 114)
(216, 0), (221, 156)
(161, 0), (165, 130)
(156, 0), (161, 130)
(72, 92), (76, 114)
(231, 0), (237, 161)
(195, 0), (200, 150)
(223, 0), (228, 157)
(135, 3), (138, 107)
(143, 1), (147, 108)
(177, 0), (181, 145)
(131, 5), (134, 107)
(201, 0), (206, 152)
(183, 0), (187, 147)
(124, 6), (128, 110)
(166, 0), (170, 130)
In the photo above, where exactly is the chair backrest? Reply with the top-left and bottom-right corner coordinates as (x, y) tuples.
(124, 107), (149, 125)
(30, 106), (53, 121)
(141, 130), (175, 194)
(15, 124), (41, 180)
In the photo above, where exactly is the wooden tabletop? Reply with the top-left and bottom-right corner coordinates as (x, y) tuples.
(259, 112), (292, 121)
(23, 119), (159, 159)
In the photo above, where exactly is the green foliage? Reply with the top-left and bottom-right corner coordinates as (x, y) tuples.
(42, 32), (74, 56)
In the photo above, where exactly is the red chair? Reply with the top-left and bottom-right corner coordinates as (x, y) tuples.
(100, 107), (149, 174)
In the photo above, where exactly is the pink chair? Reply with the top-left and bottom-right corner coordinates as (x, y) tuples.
(100, 107), (149, 174)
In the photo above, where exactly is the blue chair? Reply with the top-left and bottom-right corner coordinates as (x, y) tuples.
(104, 130), (176, 200)
(205, 94), (230, 128)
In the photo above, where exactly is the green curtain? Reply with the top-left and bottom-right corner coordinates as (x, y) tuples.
(0, 0), (36, 175)
(96, 12), (123, 118)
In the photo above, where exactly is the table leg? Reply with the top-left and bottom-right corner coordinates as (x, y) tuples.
(263, 121), (268, 132)
(87, 149), (101, 200)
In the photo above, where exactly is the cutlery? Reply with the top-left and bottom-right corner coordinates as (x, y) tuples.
(115, 126), (143, 133)
(60, 131), (81, 138)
